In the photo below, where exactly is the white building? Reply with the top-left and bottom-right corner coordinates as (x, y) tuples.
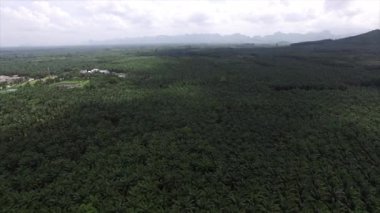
(79, 68), (116, 76)
(99, 70), (110, 74)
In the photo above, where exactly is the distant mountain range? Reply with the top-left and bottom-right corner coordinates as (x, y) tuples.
(90, 31), (343, 45)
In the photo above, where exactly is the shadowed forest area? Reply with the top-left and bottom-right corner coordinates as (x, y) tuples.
(1, 31), (380, 211)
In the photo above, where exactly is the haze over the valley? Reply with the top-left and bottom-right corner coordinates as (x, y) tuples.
(1, 0), (379, 47)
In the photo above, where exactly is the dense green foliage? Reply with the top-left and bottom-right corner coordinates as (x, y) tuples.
(0, 44), (380, 212)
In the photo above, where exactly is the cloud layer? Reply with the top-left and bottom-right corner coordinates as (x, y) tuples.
(1, 0), (379, 46)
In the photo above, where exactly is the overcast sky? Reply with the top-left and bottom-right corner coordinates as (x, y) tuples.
(1, 0), (379, 47)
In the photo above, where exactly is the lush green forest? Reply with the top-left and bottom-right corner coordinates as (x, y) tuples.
(1, 39), (380, 211)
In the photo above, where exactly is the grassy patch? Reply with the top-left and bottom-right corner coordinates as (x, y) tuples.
(51, 80), (89, 89)
(0, 88), (17, 94)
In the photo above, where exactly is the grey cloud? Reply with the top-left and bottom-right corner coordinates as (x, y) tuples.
(1, 4), (78, 32)
(280, 0), (290, 6)
(283, 12), (316, 22)
(171, 13), (211, 28)
(341, 9), (361, 17)
(1, 0), (378, 47)
(324, 0), (363, 19)
(324, 0), (353, 12)
(85, 2), (152, 27)
(245, 14), (279, 24)
(188, 13), (210, 25)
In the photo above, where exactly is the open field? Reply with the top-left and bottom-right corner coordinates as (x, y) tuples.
(51, 80), (89, 89)
(0, 41), (379, 211)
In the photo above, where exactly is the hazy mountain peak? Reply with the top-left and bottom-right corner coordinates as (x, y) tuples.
(91, 31), (338, 45)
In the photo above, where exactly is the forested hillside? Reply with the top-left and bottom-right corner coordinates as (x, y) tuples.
(291, 29), (380, 52)
(1, 39), (380, 211)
